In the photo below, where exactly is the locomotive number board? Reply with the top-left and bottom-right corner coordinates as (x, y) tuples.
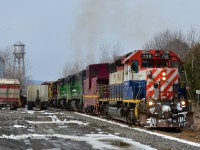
(141, 54), (154, 59)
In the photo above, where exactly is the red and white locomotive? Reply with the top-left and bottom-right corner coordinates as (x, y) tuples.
(96, 49), (193, 127)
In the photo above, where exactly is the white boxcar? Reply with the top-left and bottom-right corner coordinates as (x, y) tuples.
(27, 85), (48, 110)
(0, 78), (20, 109)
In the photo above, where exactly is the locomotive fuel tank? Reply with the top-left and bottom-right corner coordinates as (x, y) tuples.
(108, 106), (127, 121)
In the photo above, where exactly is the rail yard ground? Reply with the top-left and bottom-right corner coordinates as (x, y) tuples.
(0, 108), (200, 150)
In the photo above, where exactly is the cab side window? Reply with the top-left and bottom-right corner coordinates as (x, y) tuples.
(131, 60), (139, 73)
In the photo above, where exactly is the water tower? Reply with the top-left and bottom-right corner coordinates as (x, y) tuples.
(13, 41), (25, 79)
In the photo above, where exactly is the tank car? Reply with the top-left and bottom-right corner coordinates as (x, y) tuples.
(99, 50), (193, 127)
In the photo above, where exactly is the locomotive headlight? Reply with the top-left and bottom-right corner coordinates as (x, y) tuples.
(162, 72), (166, 76)
(149, 101), (153, 106)
(148, 100), (154, 107)
(162, 77), (166, 81)
(180, 100), (186, 107)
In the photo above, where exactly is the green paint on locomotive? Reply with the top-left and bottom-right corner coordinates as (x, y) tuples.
(66, 70), (86, 111)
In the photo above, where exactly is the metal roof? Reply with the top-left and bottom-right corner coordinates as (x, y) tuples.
(0, 78), (20, 84)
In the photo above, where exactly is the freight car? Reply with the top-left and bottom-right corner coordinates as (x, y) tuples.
(42, 81), (53, 106)
(47, 49), (193, 128)
(0, 78), (20, 110)
(27, 84), (48, 110)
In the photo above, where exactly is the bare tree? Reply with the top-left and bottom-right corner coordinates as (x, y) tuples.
(98, 42), (123, 63)
(99, 44), (111, 63)
(61, 61), (84, 78)
(143, 29), (189, 60)
(186, 27), (200, 47)
(143, 28), (200, 60)
(0, 46), (32, 95)
(112, 42), (123, 60)
(0, 46), (14, 78)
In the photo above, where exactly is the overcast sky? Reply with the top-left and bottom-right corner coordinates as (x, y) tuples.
(0, 0), (200, 81)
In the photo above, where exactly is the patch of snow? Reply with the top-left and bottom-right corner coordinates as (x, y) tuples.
(27, 129), (34, 133)
(55, 112), (65, 115)
(64, 115), (74, 119)
(24, 139), (31, 145)
(98, 132), (106, 134)
(66, 120), (88, 125)
(0, 133), (156, 150)
(27, 116), (89, 126)
(42, 112), (55, 115)
(26, 110), (35, 114)
(13, 125), (26, 128)
(96, 128), (101, 132)
(49, 115), (61, 122)
(58, 125), (68, 129)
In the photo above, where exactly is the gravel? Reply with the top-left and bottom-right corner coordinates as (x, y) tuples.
(65, 110), (200, 150)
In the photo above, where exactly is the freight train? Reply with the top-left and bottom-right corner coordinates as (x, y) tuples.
(45, 49), (193, 128)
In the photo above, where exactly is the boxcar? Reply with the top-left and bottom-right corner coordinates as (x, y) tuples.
(0, 78), (20, 110)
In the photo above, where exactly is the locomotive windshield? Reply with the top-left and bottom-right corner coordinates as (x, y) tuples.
(142, 60), (169, 68)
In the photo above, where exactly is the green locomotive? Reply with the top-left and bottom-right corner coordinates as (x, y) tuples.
(67, 70), (86, 111)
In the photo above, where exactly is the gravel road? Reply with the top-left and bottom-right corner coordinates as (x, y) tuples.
(0, 107), (199, 150)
